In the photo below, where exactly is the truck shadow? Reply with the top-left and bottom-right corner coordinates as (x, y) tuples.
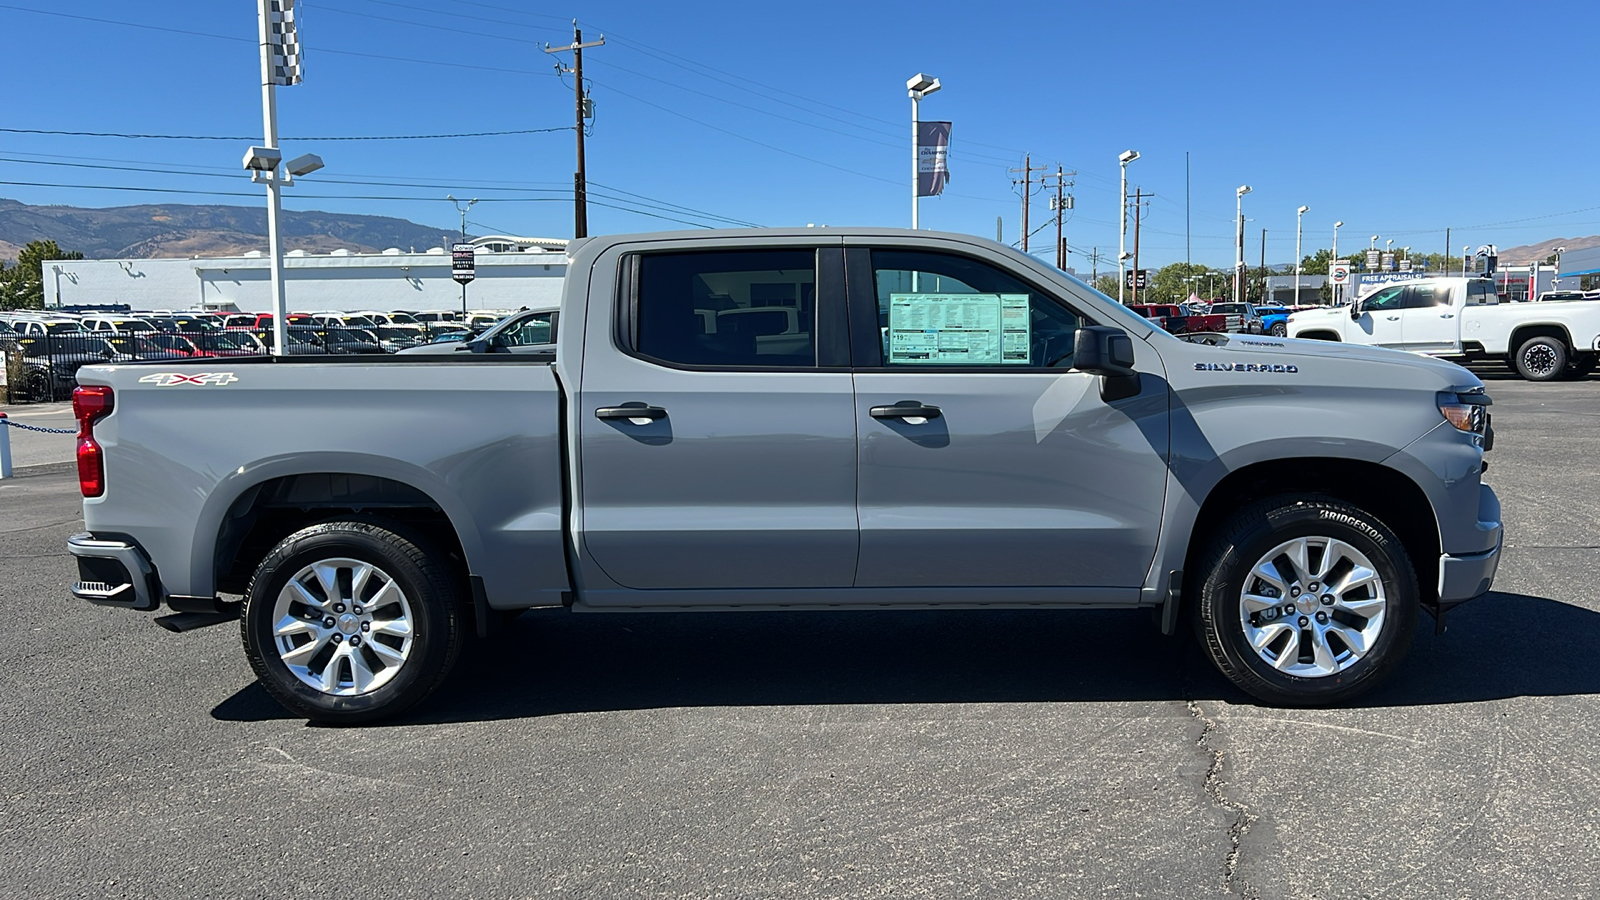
(211, 591), (1600, 724)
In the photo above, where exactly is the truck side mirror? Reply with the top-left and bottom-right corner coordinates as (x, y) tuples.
(1349, 300), (1362, 320)
(1072, 326), (1137, 378)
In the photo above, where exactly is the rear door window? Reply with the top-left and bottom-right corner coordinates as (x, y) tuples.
(633, 249), (817, 368)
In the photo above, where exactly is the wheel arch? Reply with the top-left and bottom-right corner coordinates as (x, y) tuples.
(1509, 322), (1572, 353)
(1182, 457), (1441, 609)
(197, 456), (481, 597)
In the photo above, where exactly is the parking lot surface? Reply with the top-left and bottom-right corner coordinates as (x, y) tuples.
(1, 373), (1596, 899)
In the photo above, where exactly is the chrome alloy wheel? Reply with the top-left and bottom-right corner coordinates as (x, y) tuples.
(1522, 342), (1560, 378)
(1238, 537), (1387, 678)
(270, 557), (415, 695)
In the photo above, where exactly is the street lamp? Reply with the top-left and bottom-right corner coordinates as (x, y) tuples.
(1294, 205), (1309, 308)
(1332, 221), (1344, 306)
(1235, 185), (1251, 304)
(1118, 150), (1139, 302)
(447, 195), (479, 242)
(907, 73), (941, 230)
(243, 147), (325, 357)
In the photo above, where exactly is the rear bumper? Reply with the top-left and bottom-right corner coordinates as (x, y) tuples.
(1436, 483), (1503, 610)
(66, 532), (160, 611)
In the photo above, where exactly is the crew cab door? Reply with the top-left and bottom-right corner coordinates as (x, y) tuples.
(1395, 282), (1461, 353)
(1352, 285), (1407, 347)
(845, 245), (1169, 591)
(575, 243), (859, 596)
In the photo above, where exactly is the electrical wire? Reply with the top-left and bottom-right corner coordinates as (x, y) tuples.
(0, 127), (571, 142)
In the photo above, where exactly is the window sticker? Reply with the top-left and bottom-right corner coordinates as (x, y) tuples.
(887, 293), (1030, 365)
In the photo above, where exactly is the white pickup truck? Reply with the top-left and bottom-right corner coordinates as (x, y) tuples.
(1288, 276), (1600, 381)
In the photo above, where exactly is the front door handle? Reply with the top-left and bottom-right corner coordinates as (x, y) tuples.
(870, 403), (942, 420)
(1440, 313), (1455, 319)
(1386, 316), (1400, 321)
(595, 405), (667, 422)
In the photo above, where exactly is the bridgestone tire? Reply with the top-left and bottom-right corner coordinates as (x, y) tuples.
(1514, 336), (1569, 382)
(1193, 495), (1418, 707)
(242, 520), (464, 725)
(1269, 322), (1287, 337)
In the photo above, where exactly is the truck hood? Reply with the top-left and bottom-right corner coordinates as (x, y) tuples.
(1175, 332), (1482, 390)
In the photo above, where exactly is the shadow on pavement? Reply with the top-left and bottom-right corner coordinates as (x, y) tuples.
(211, 591), (1599, 724)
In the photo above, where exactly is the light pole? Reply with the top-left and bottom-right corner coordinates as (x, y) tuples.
(447, 195), (478, 242)
(1118, 150), (1139, 302)
(1385, 238), (1394, 271)
(907, 73), (941, 230)
(1235, 185), (1251, 304)
(1462, 245), (1470, 276)
(1294, 205), (1309, 308)
(1331, 220), (1343, 306)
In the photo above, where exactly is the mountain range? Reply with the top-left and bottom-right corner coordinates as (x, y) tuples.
(0, 198), (462, 262)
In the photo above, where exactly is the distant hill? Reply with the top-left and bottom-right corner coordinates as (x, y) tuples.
(0, 198), (462, 261)
(1496, 235), (1600, 266)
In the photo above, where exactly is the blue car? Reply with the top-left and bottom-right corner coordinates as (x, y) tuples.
(1256, 305), (1291, 336)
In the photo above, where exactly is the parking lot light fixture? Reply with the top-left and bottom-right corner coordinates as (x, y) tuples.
(907, 73), (941, 230)
(1295, 205), (1309, 308)
(1118, 150), (1139, 302)
(1235, 185), (1251, 304)
(1332, 221), (1344, 305)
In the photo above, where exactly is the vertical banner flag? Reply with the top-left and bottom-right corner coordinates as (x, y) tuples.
(266, 0), (303, 86)
(917, 121), (952, 197)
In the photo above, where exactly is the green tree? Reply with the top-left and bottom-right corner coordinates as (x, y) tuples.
(1091, 274), (1121, 298)
(0, 240), (84, 309)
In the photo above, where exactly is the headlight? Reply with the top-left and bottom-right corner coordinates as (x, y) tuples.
(1437, 390), (1490, 434)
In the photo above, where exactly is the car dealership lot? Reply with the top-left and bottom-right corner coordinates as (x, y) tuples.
(1, 373), (1595, 899)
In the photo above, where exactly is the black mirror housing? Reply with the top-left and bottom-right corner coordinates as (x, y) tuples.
(1073, 326), (1137, 378)
(1349, 301), (1361, 320)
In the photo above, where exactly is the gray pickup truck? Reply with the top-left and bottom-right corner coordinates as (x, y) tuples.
(65, 228), (1502, 723)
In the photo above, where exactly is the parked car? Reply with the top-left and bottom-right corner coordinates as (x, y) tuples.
(1206, 302), (1264, 334)
(1255, 305), (1292, 337)
(396, 306), (557, 355)
(1127, 304), (1226, 335)
(67, 227), (1501, 725)
(80, 315), (159, 334)
(1289, 276), (1600, 380)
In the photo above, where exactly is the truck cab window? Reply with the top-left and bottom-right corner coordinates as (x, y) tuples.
(635, 249), (816, 367)
(870, 250), (1081, 368)
(1362, 286), (1406, 312)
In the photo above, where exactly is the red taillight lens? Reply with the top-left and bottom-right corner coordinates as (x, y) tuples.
(73, 385), (114, 421)
(77, 437), (105, 497)
(72, 385), (114, 498)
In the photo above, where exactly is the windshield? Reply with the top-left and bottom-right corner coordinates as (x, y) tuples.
(45, 321), (88, 334)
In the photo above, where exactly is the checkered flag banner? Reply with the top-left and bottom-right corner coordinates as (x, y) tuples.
(266, 0), (303, 86)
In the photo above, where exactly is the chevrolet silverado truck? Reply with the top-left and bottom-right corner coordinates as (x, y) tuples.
(65, 228), (1503, 724)
(1288, 276), (1600, 381)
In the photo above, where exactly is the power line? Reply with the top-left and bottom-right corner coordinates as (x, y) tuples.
(0, 126), (571, 142)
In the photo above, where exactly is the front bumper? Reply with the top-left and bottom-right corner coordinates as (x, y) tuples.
(1436, 483), (1503, 611)
(66, 532), (160, 611)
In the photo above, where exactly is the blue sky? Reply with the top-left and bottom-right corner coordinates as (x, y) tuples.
(3, 0), (1597, 269)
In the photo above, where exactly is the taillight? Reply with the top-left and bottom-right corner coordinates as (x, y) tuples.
(72, 385), (113, 498)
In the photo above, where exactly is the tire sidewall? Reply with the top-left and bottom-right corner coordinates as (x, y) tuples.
(1516, 336), (1568, 382)
(1199, 501), (1417, 704)
(242, 523), (457, 723)
(1269, 322), (1287, 337)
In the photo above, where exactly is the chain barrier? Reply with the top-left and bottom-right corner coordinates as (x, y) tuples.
(0, 419), (77, 434)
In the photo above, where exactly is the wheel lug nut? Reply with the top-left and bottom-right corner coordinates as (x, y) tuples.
(352, 605), (363, 615)
(350, 636), (361, 646)
(1321, 594), (1334, 606)
(333, 604), (346, 613)
(331, 634), (343, 643)
(1283, 605), (1295, 617)
(1316, 611), (1329, 624)
(1307, 582), (1320, 593)
(323, 616), (336, 628)
(360, 622), (371, 632)
(1298, 616), (1309, 627)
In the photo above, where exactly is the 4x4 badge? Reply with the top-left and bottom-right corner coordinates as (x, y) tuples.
(138, 373), (239, 386)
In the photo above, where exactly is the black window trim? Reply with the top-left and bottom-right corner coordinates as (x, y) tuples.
(614, 245), (849, 373)
(844, 245), (1094, 372)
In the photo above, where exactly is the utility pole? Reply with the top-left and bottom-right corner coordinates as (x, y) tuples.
(1009, 155), (1048, 253)
(1130, 188), (1152, 305)
(544, 23), (604, 239)
(1043, 165), (1076, 270)
(1090, 247), (1101, 283)
(1259, 228), (1267, 305)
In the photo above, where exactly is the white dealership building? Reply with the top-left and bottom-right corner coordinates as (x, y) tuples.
(39, 235), (568, 313)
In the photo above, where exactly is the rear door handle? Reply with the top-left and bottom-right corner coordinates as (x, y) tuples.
(1386, 316), (1400, 321)
(595, 405), (667, 422)
(870, 403), (942, 420)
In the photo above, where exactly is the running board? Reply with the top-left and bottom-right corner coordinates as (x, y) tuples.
(155, 604), (240, 633)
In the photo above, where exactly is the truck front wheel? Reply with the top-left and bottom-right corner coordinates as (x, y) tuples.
(241, 520), (464, 725)
(1513, 336), (1569, 381)
(1193, 496), (1418, 706)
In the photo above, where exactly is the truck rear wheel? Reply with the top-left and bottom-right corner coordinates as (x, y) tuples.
(1513, 336), (1568, 381)
(241, 520), (464, 725)
(1193, 495), (1417, 706)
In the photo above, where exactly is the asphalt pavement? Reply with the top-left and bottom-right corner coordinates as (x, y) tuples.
(0, 373), (1596, 899)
